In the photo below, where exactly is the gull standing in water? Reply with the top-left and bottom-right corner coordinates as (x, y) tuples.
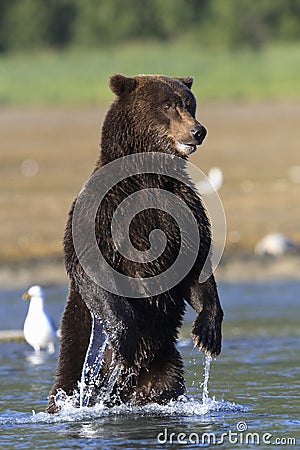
(23, 285), (57, 353)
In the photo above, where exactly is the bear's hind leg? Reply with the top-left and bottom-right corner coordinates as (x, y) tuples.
(47, 282), (91, 413)
(135, 344), (185, 405)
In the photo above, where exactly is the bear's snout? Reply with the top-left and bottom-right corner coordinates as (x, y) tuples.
(190, 124), (207, 145)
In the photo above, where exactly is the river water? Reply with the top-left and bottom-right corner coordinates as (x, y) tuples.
(0, 280), (299, 449)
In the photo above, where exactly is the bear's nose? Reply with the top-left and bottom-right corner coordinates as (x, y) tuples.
(190, 124), (207, 145)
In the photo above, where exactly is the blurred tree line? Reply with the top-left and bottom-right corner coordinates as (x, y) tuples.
(0, 0), (299, 53)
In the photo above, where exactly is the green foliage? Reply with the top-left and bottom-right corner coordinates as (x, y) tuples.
(0, 0), (48, 50)
(1, 43), (299, 105)
(0, 0), (299, 52)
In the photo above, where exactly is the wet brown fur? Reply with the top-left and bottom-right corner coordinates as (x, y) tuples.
(47, 75), (223, 413)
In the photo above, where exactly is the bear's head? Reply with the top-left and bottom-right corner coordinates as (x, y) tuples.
(101, 74), (206, 161)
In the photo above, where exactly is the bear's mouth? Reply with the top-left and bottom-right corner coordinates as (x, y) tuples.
(175, 142), (197, 155)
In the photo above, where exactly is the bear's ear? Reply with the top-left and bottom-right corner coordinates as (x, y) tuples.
(176, 77), (193, 89)
(109, 74), (137, 97)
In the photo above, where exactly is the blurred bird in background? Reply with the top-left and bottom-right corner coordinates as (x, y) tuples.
(196, 167), (223, 195)
(255, 233), (299, 256)
(23, 285), (57, 353)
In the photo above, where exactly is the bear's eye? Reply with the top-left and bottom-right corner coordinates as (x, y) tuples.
(163, 103), (173, 111)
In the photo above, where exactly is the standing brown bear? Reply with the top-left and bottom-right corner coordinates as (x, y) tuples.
(47, 74), (223, 413)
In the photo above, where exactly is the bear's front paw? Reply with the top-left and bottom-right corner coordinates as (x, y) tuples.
(191, 309), (222, 356)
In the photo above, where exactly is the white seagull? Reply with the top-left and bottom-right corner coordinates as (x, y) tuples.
(23, 285), (57, 353)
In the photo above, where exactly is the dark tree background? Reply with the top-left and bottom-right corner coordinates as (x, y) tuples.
(0, 0), (299, 52)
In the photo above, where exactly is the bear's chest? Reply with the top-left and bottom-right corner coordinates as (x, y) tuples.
(95, 177), (204, 280)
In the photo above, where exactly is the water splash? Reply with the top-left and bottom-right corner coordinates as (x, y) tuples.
(0, 352), (246, 426)
(202, 354), (212, 405)
(8, 328), (245, 426)
(37, 350), (244, 424)
(78, 333), (218, 413)
(104, 359), (123, 400)
(79, 313), (108, 407)
(0, 395), (245, 426)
